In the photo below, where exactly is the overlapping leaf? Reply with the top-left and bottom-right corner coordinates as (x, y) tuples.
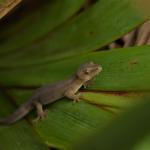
(71, 96), (150, 150)
(0, 45), (150, 92)
(0, 0), (150, 149)
(9, 89), (144, 148)
(0, 93), (49, 150)
(0, 0), (150, 67)
(0, 0), (85, 54)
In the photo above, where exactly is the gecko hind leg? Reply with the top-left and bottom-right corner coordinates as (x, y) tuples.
(32, 102), (48, 123)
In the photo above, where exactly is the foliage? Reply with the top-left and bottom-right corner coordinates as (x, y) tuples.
(0, 0), (150, 149)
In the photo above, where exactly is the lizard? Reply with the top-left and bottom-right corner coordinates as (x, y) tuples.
(0, 62), (102, 125)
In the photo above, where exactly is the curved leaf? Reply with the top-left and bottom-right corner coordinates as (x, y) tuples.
(0, 0), (150, 67)
(0, 93), (49, 150)
(0, 45), (150, 91)
(8, 89), (146, 148)
(0, 0), (85, 55)
(71, 96), (150, 150)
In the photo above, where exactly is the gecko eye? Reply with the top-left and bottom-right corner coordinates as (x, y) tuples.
(84, 69), (90, 74)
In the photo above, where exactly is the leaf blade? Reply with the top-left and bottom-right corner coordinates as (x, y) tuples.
(0, 0), (150, 67)
(0, 45), (150, 91)
(0, 93), (49, 150)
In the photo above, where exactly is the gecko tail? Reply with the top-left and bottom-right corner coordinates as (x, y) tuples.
(0, 101), (33, 125)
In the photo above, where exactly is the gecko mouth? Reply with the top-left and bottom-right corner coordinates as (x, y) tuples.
(92, 65), (102, 74)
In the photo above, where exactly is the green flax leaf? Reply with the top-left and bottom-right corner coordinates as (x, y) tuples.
(8, 89), (146, 148)
(0, 0), (150, 67)
(0, 0), (85, 55)
(71, 96), (150, 150)
(0, 45), (150, 91)
(0, 93), (49, 150)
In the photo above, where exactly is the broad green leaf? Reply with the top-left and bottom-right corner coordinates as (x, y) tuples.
(0, 0), (150, 149)
(0, 0), (150, 67)
(71, 96), (150, 150)
(0, 45), (150, 91)
(81, 91), (143, 109)
(0, 0), (85, 55)
(34, 100), (112, 148)
(8, 89), (145, 148)
(0, 93), (49, 150)
(132, 135), (150, 150)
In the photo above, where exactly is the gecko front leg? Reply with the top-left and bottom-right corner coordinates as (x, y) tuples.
(65, 91), (81, 103)
(33, 102), (47, 122)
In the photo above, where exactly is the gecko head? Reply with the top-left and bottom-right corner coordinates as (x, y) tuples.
(76, 61), (102, 81)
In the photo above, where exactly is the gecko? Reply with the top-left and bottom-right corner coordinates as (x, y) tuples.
(0, 62), (102, 125)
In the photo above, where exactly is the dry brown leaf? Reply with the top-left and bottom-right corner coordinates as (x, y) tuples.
(108, 20), (150, 49)
(0, 0), (21, 19)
